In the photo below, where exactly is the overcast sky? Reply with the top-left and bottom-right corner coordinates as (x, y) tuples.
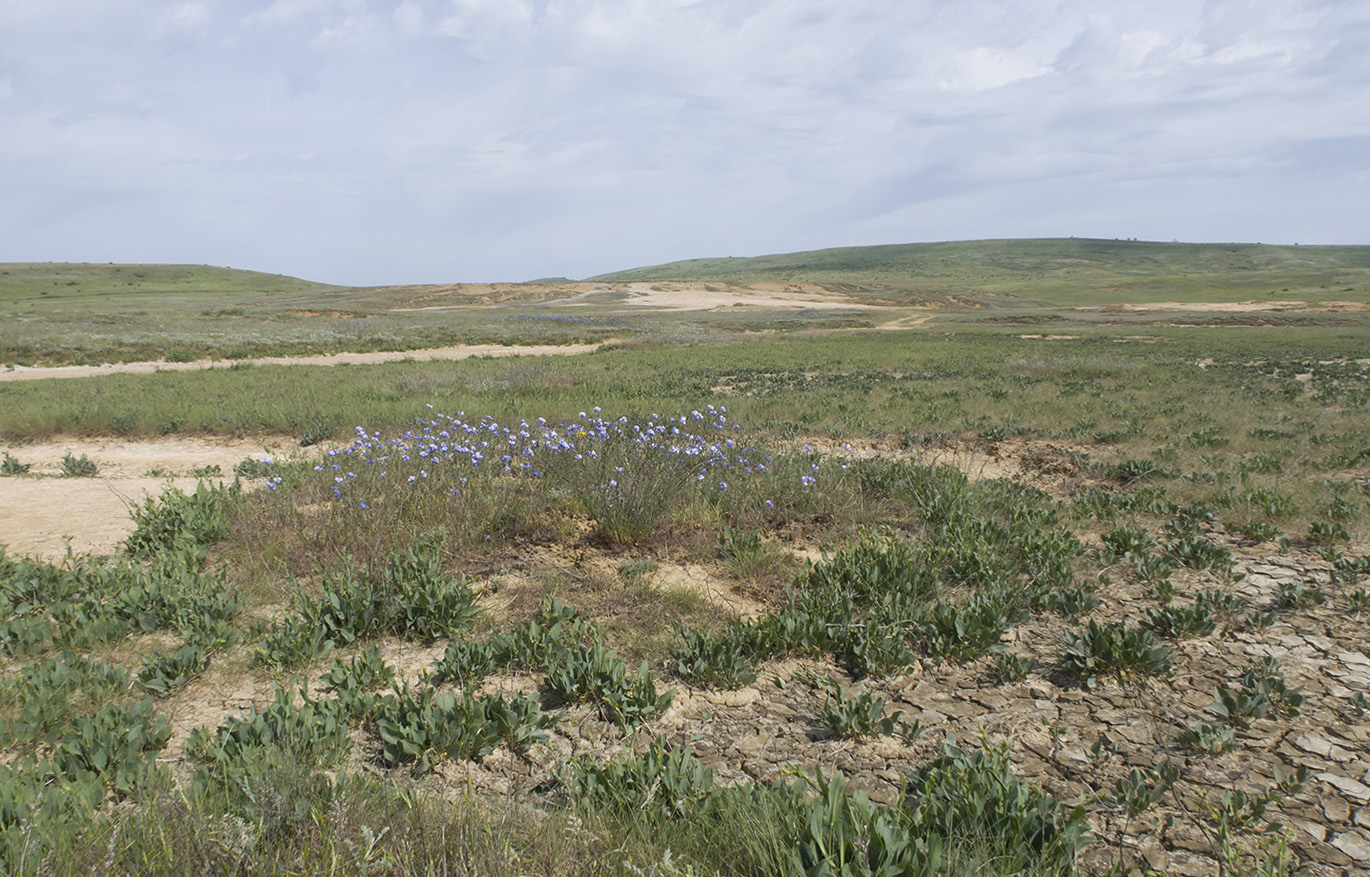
(2, 1), (1367, 285)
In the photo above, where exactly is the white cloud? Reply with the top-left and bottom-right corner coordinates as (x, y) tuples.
(940, 46), (1054, 93)
(152, 1), (215, 39)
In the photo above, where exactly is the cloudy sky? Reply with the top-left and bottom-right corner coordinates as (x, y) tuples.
(2, 1), (1367, 285)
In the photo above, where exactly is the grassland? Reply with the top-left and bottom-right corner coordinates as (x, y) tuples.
(1, 242), (1369, 875)
(591, 237), (1370, 306)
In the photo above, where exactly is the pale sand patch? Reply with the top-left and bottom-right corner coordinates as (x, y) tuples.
(0, 343), (602, 383)
(0, 435), (299, 559)
(615, 282), (884, 312)
(1077, 300), (1370, 314)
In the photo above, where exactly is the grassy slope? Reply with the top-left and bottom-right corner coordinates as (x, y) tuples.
(0, 263), (341, 311)
(588, 238), (1370, 306)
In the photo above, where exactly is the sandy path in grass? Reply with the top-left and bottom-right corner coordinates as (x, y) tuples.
(0, 436), (300, 560)
(0, 342), (604, 383)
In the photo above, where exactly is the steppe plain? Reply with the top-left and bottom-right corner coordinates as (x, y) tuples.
(2, 238), (1370, 876)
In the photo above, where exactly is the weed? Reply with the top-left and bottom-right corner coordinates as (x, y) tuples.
(60, 452), (97, 477)
(233, 457), (273, 478)
(318, 647), (396, 718)
(1308, 519), (1350, 545)
(1164, 533), (1235, 575)
(125, 482), (235, 561)
(989, 652), (1037, 684)
(0, 453), (30, 476)
(1345, 589), (1370, 614)
(818, 687), (904, 740)
(1142, 602), (1218, 639)
(1274, 581), (1325, 610)
(1174, 722), (1238, 754)
(671, 626), (757, 689)
(1194, 767), (1306, 877)
(567, 739), (716, 820)
(371, 684), (552, 771)
(137, 643), (210, 696)
(1061, 621), (1174, 688)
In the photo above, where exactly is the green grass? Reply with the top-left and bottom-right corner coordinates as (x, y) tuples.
(589, 238), (1370, 307)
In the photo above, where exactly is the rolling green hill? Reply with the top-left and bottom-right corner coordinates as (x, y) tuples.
(0, 263), (341, 312)
(588, 238), (1370, 306)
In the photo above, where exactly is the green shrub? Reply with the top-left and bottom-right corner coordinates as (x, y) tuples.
(232, 456), (272, 478)
(1274, 581), (1326, 610)
(837, 619), (919, 677)
(187, 684), (351, 776)
(1164, 534), (1235, 575)
(544, 642), (672, 727)
(255, 544), (480, 668)
(1101, 527), (1154, 558)
(915, 587), (1025, 662)
(428, 637), (506, 686)
(567, 739), (716, 820)
(318, 647), (395, 718)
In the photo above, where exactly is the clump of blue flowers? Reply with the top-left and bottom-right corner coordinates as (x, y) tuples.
(294, 405), (825, 545)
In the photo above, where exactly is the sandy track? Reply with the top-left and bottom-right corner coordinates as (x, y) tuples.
(0, 436), (299, 559)
(0, 342), (603, 383)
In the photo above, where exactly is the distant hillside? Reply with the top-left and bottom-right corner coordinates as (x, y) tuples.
(587, 238), (1370, 306)
(0, 263), (340, 308)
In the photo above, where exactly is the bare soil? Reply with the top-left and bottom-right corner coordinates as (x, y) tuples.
(0, 435), (295, 558)
(0, 343), (603, 383)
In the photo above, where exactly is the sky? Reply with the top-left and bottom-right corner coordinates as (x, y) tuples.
(1, 0), (1368, 286)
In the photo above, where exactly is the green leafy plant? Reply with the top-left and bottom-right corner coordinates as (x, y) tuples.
(1174, 722), (1238, 754)
(51, 700), (170, 793)
(1194, 767), (1306, 877)
(1274, 581), (1325, 610)
(818, 687), (904, 740)
(187, 683), (351, 777)
(232, 457), (272, 478)
(125, 482), (235, 561)
(137, 643), (210, 696)
(671, 626), (757, 690)
(1308, 519), (1350, 545)
(318, 647), (396, 718)
(903, 736), (1091, 874)
(566, 739), (716, 820)
(0, 453), (30, 476)
(1165, 533), (1235, 575)
(60, 452), (97, 477)
(1101, 526), (1155, 558)
(1061, 621), (1174, 688)
(371, 685), (551, 771)
(1142, 602), (1217, 639)
(989, 652), (1036, 683)
(1345, 589), (1370, 614)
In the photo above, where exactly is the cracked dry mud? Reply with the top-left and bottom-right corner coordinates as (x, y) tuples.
(149, 532), (1370, 876)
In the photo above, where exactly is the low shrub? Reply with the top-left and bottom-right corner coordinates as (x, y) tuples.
(1061, 621), (1174, 688)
